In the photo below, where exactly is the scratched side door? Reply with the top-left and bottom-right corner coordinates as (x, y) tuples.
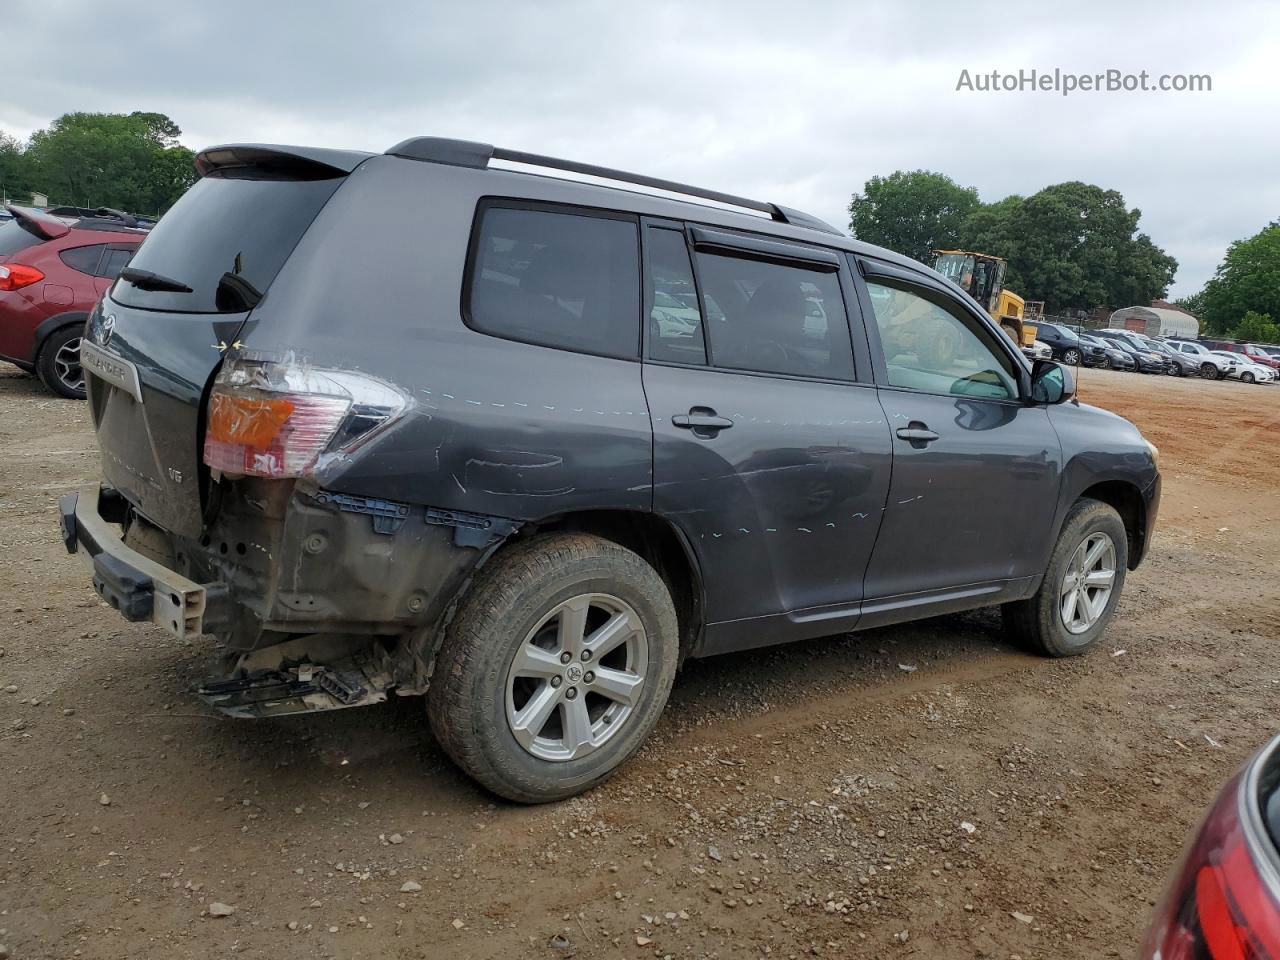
(640, 220), (893, 654)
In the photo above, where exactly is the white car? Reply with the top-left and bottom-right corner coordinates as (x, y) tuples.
(1163, 339), (1240, 380)
(1021, 339), (1052, 361)
(1210, 350), (1275, 384)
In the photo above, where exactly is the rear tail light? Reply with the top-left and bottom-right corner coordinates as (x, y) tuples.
(1140, 753), (1280, 959)
(0, 263), (45, 291)
(202, 356), (407, 479)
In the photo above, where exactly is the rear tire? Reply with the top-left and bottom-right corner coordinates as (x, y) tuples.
(427, 533), (679, 803)
(1200, 363), (1219, 380)
(36, 326), (87, 399)
(1063, 348), (1081, 366)
(1003, 499), (1128, 657)
(1169, 363), (1182, 377)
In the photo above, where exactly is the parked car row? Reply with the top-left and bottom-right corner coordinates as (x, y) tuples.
(0, 204), (150, 397)
(1026, 321), (1276, 385)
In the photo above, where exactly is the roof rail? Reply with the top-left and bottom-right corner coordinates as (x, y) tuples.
(384, 137), (843, 236)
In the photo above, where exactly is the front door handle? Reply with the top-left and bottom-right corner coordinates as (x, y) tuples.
(672, 407), (734, 437)
(895, 422), (939, 446)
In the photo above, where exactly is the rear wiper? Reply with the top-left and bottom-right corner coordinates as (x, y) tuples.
(119, 267), (193, 293)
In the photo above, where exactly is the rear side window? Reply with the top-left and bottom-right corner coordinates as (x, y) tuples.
(646, 227), (706, 365)
(693, 251), (854, 380)
(112, 172), (343, 313)
(100, 247), (135, 279)
(466, 204), (640, 359)
(0, 220), (44, 259)
(59, 244), (106, 275)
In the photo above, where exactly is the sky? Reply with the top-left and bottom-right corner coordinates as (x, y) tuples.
(4, 0), (1276, 299)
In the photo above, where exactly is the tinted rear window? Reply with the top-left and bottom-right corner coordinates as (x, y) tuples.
(465, 204), (641, 359)
(59, 244), (106, 275)
(0, 220), (45, 259)
(112, 172), (342, 313)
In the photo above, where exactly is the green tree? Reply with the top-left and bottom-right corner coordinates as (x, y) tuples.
(24, 111), (195, 214)
(1199, 225), (1280, 335)
(954, 182), (1175, 312)
(1233, 310), (1280, 344)
(848, 170), (981, 264)
(1175, 289), (1206, 318)
(0, 130), (33, 202)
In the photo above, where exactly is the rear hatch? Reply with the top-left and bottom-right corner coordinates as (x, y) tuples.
(86, 145), (369, 538)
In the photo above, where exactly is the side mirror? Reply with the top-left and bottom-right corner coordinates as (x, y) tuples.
(1029, 359), (1075, 404)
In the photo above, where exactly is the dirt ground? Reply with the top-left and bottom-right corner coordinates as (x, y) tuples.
(2, 363), (1278, 960)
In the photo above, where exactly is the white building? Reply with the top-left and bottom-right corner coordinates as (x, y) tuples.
(1107, 304), (1199, 338)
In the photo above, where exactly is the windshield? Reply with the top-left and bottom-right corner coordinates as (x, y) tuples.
(112, 171), (343, 313)
(933, 253), (975, 288)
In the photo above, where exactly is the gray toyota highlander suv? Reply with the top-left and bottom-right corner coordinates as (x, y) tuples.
(60, 138), (1161, 801)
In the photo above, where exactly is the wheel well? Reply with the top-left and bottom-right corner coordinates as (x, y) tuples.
(34, 312), (91, 362)
(532, 510), (702, 661)
(1079, 481), (1145, 568)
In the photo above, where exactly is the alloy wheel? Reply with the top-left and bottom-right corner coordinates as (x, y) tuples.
(1064, 348), (1081, 366)
(505, 593), (647, 762)
(53, 336), (85, 394)
(1059, 532), (1117, 635)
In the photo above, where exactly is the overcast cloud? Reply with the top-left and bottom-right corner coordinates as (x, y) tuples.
(4, 0), (1276, 297)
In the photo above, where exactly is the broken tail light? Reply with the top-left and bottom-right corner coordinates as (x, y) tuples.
(203, 356), (406, 479)
(0, 263), (45, 291)
(1140, 735), (1280, 959)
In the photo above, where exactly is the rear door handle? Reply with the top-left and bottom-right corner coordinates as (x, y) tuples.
(672, 408), (734, 435)
(673, 414), (734, 429)
(895, 422), (939, 445)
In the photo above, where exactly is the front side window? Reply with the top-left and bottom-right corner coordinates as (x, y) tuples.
(692, 251), (854, 380)
(865, 281), (1018, 400)
(646, 228), (706, 365)
(467, 205), (640, 359)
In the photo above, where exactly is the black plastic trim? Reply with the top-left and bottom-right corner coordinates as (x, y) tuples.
(689, 226), (841, 271)
(385, 137), (495, 168)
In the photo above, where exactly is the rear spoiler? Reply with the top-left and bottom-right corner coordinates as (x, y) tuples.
(195, 143), (375, 179)
(5, 204), (70, 240)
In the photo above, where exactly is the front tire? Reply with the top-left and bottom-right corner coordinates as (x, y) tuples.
(1003, 499), (1128, 657)
(1242, 371), (1256, 384)
(1201, 363), (1219, 380)
(428, 533), (679, 803)
(36, 326), (87, 399)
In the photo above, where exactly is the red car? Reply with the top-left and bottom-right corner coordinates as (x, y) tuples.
(0, 205), (150, 397)
(1140, 732), (1280, 958)
(1203, 339), (1280, 372)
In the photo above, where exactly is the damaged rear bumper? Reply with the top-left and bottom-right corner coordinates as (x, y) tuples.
(60, 486), (215, 641)
(61, 482), (523, 717)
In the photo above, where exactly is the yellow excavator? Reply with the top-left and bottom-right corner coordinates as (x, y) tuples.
(932, 250), (1038, 348)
